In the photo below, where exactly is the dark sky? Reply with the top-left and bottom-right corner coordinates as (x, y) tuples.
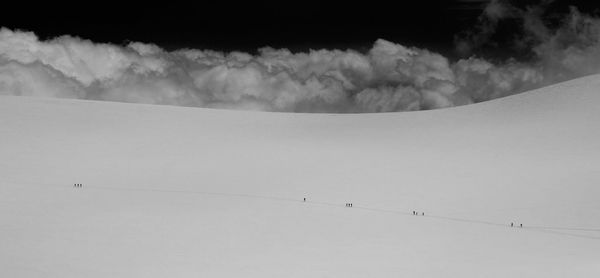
(3, 0), (599, 59)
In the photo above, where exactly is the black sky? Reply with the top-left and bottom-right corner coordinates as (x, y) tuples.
(3, 0), (599, 59)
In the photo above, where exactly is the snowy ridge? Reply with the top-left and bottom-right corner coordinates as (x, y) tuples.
(1, 75), (600, 277)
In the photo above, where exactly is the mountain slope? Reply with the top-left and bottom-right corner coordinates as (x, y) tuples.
(1, 74), (600, 277)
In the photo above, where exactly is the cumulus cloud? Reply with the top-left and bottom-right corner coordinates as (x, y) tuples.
(532, 7), (600, 79)
(455, 0), (520, 56)
(0, 29), (465, 112)
(1, 4), (600, 113)
(454, 0), (600, 101)
(0, 60), (85, 98)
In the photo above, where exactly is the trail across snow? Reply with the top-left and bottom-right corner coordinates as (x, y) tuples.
(1, 75), (600, 277)
(3, 178), (599, 240)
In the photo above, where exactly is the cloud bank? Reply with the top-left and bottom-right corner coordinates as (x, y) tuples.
(1, 2), (600, 113)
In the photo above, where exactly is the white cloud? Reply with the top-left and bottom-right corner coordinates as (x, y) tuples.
(2, 5), (600, 113)
(0, 60), (85, 98)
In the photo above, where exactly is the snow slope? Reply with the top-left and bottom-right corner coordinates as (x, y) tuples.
(1, 74), (600, 277)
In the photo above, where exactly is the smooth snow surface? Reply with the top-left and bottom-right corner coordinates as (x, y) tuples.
(1, 75), (600, 277)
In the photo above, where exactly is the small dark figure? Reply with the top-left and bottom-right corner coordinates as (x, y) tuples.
(303, 198), (306, 202)
(421, 212), (424, 216)
(520, 224), (523, 228)
(511, 222), (514, 227)
(412, 211), (415, 215)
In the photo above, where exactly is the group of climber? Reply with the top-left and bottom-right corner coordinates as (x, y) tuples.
(302, 197), (353, 208)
